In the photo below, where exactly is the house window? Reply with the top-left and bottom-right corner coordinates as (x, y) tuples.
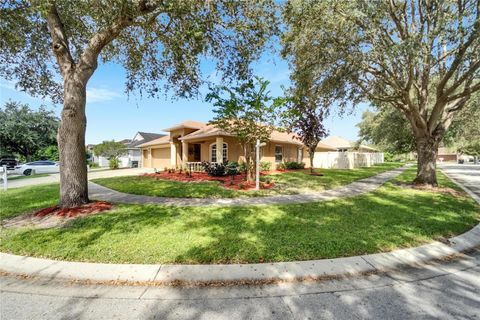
(211, 143), (228, 163)
(275, 145), (283, 162)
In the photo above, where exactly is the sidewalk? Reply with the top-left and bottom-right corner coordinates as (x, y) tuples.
(89, 165), (411, 207)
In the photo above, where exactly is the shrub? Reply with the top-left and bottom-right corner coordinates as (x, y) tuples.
(237, 161), (247, 173)
(276, 162), (286, 171)
(201, 161), (226, 177)
(284, 161), (305, 170)
(88, 162), (99, 169)
(226, 161), (238, 176)
(109, 158), (119, 169)
(260, 161), (271, 171)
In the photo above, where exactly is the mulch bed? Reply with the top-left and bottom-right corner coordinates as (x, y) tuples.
(33, 201), (112, 218)
(143, 172), (275, 190)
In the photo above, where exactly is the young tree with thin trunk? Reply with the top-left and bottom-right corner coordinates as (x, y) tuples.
(206, 77), (284, 182)
(282, 0), (480, 186)
(0, 1), (278, 207)
(283, 80), (328, 174)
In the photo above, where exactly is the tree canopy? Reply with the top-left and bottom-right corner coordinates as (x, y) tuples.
(0, 101), (59, 161)
(1, 0), (278, 101)
(282, 0), (480, 186)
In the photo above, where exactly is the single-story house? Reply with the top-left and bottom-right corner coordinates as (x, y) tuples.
(437, 147), (458, 162)
(137, 120), (335, 170)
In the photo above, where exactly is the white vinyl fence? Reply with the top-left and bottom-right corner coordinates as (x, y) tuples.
(313, 152), (384, 169)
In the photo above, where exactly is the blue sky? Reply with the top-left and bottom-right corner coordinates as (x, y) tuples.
(0, 50), (369, 145)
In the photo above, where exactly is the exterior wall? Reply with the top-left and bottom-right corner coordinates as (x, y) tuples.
(261, 142), (303, 168)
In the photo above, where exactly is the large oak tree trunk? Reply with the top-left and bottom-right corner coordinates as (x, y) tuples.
(58, 76), (89, 207)
(414, 136), (440, 187)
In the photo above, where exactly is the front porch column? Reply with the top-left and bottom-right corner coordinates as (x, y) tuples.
(170, 142), (177, 168)
(182, 140), (188, 166)
(148, 148), (152, 167)
(216, 137), (223, 163)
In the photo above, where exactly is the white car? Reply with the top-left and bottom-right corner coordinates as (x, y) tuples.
(14, 161), (60, 176)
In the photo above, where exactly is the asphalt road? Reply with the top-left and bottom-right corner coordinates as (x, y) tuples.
(1, 249), (479, 320)
(440, 163), (480, 199)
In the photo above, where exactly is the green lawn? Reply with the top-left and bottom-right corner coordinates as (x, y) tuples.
(92, 162), (404, 198)
(1, 167), (478, 264)
(0, 184), (59, 220)
(7, 173), (51, 181)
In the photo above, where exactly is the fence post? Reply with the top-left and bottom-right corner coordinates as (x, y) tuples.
(2, 165), (7, 191)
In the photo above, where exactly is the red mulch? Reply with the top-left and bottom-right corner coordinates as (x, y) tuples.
(33, 201), (112, 218)
(143, 172), (275, 190)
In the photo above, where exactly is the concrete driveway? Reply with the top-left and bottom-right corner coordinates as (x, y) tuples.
(439, 163), (480, 198)
(4, 167), (155, 189)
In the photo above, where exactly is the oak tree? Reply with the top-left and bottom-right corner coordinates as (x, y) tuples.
(282, 0), (480, 186)
(1, 0), (278, 206)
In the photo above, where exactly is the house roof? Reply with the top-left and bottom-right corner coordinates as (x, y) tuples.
(320, 136), (377, 151)
(136, 135), (170, 148)
(179, 125), (306, 146)
(162, 120), (206, 132)
(127, 132), (166, 148)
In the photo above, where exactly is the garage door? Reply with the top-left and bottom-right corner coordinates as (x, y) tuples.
(151, 148), (171, 169)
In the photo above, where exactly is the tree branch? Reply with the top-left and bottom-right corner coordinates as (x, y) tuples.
(46, 4), (74, 77)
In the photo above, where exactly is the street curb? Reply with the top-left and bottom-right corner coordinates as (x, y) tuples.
(1, 224), (478, 285)
(440, 168), (480, 205)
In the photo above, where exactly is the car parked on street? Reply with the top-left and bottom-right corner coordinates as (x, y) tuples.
(14, 160), (60, 176)
(0, 158), (19, 170)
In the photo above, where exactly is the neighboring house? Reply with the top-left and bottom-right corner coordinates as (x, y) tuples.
(313, 135), (383, 169)
(437, 147), (458, 162)
(91, 132), (165, 168)
(138, 120), (327, 170)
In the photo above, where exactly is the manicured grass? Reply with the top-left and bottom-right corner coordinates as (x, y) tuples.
(7, 173), (51, 181)
(0, 184), (59, 220)
(92, 162), (404, 198)
(269, 162), (403, 193)
(92, 176), (243, 198)
(1, 168), (478, 264)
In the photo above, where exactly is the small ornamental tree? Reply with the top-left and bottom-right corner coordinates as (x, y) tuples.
(1, 1), (278, 207)
(0, 101), (59, 162)
(283, 0), (480, 186)
(284, 104), (328, 174)
(283, 71), (328, 174)
(206, 77), (285, 182)
(92, 141), (127, 169)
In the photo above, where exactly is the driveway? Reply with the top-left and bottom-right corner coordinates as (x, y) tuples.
(439, 163), (480, 199)
(4, 167), (155, 189)
(1, 249), (479, 320)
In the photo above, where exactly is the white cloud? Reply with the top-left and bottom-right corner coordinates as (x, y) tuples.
(86, 87), (122, 103)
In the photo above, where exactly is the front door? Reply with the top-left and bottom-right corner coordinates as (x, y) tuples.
(189, 144), (201, 162)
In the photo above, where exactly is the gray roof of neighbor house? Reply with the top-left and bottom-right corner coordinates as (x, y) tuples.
(320, 136), (377, 151)
(127, 132), (166, 148)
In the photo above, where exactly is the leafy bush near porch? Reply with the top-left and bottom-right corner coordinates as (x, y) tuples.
(284, 161), (305, 170)
(260, 161), (271, 171)
(201, 161), (226, 177)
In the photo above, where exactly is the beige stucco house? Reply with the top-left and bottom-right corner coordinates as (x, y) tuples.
(138, 120), (335, 170)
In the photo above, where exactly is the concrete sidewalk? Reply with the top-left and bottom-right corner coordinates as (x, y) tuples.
(89, 165), (411, 207)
